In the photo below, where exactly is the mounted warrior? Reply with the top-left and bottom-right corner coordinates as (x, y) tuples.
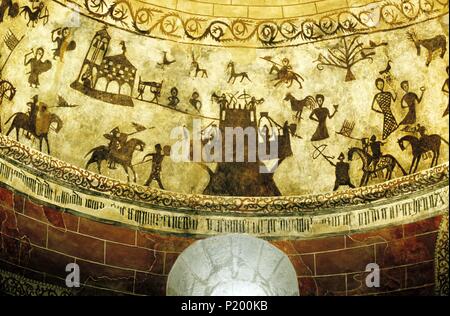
(104, 126), (130, 169)
(85, 125), (147, 182)
(5, 95), (63, 153)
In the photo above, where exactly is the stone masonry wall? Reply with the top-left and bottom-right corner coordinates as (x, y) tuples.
(0, 186), (443, 296)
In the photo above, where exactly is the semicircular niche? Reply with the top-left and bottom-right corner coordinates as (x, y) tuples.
(166, 234), (299, 296)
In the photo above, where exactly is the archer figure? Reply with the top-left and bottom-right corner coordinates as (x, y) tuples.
(245, 96), (264, 110)
(313, 145), (355, 191)
(330, 153), (355, 191)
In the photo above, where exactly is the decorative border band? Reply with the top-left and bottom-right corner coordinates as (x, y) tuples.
(0, 134), (448, 216)
(435, 214), (449, 296)
(1, 148), (448, 238)
(0, 132), (448, 238)
(57, 0), (450, 47)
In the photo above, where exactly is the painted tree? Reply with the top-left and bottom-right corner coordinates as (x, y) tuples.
(315, 36), (386, 82)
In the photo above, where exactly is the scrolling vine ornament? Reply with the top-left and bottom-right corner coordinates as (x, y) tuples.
(55, 0), (450, 47)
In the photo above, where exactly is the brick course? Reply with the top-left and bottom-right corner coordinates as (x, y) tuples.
(0, 186), (444, 296)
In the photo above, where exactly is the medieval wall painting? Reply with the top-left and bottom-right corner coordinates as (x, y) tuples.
(0, 0), (448, 197)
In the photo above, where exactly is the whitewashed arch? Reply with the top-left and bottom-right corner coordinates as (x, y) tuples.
(167, 234), (299, 296)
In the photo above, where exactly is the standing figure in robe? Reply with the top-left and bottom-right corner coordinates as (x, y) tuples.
(24, 48), (52, 88)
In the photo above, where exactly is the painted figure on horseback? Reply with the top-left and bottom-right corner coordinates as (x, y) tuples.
(85, 126), (145, 182)
(348, 136), (406, 186)
(398, 124), (448, 174)
(5, 95), (63, 153)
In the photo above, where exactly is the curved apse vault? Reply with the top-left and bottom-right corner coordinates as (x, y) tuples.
(0, 0), (448, 296)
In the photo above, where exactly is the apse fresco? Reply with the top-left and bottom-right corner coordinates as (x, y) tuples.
(0, 0), (448, 297)
(0, 0), (448, 196)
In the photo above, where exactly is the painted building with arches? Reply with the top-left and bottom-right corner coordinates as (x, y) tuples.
(70, 27), (136, 106)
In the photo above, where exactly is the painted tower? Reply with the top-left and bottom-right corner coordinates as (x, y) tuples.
(201, 92), (293, 196)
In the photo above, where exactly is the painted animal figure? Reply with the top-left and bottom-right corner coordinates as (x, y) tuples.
(85, 138), (145, 182)
(398, 134), (449, 174)
(137, 77), (163, 103)
(226, 62), (251, 84)
(284, 93), (315, 121)
(4, 111), (63, 154)
(20, 2), (48, 27)
(191, 53), (208, 78)
(348, 147), (407, 187)
(407, 31), (447, 67)
(0, 0), (19, 23)
(270, 65), (304, 88)
(262, 56), (304, 89)
(157, 51), (175, 69)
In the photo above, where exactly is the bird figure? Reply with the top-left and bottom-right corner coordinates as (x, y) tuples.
(131, 122), (154, 134)
(120, 41), (127, 54)
(360, 51), (375, 59)
(57, 95), (79, 108)
(157, 51), (176, 69)
(369, 40), (388, 48)
(379, 60), (392, 75)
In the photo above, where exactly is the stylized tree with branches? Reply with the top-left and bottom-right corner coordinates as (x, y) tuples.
(315, 36), (385, 82)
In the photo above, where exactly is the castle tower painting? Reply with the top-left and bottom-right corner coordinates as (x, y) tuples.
(70, 27), (136, 107)
(199, 92), (294, 196)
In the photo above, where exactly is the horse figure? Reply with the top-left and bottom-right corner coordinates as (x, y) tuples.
(398, 134), (448, 174)
(85, 138), (145, 182)
(406, 31), (447, 67)
(284, 93), (315, 121)
(226, 62), (251, 84)
(348, 147), (407, 186)
(191, 53), (208, 78)
(4, 110), (63, 154)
